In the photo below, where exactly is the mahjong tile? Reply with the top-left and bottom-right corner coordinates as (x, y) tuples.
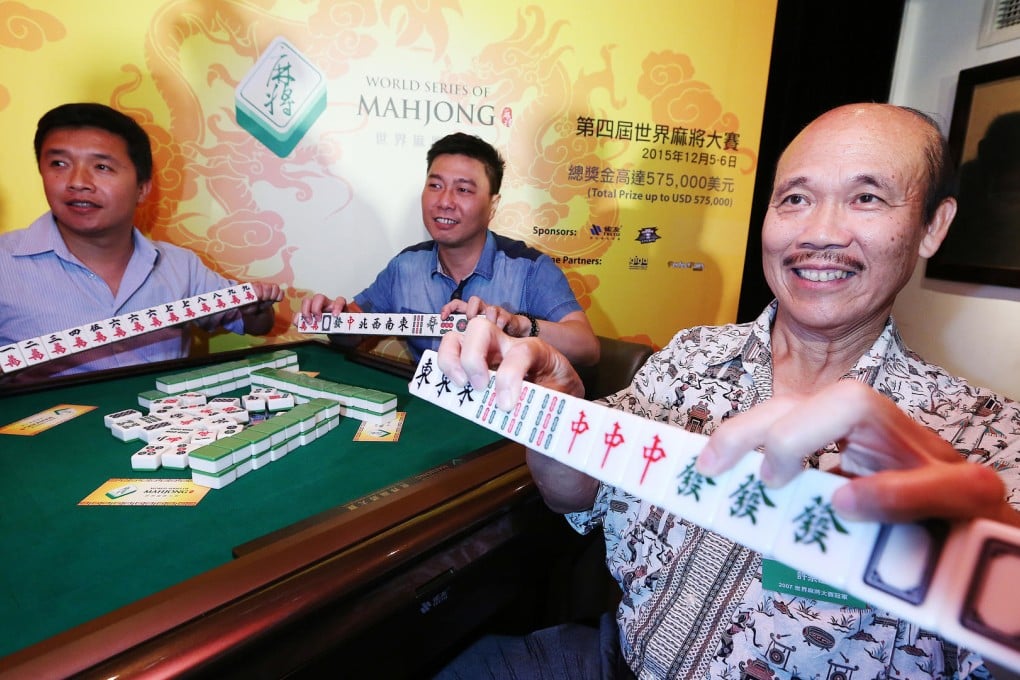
(106, 316), (130, 342)
(124, 312), (148, 337)
(110, 419), (144, 442)
(104, 409), (142, 428)
(711, 451), (802, 555)
(161, 442), (194, 469)
(770, 469), (880, 590)
(65, 326), (95, 353)
(137, 419), (174, 443)
(42, 331), (74, 359)
(582, 408), (656, 490)
(657, 445), (736, 530)
(178, 298), (199, 321)
(266, 393), (295, 411)
(187, 294), (215, 318)
(933, 519), (1020, 670)
(85, 320), (114, 348)
(513, 385), (574, 457)
(17, 338), (49, 366)
(131, 443), (167, 471)
(619, 420), (707, 513)
(296, 313), (320, 333)
(191, 466), (237, 489)
(207, 289), (231, 313)
(842, 517), (950, 629)
(178, 392), (207, 407)
(161, 301), (184, 326)
(0, 343), (27, 374)
(233, 283), (257, 306)
(143, 307), (170, 332)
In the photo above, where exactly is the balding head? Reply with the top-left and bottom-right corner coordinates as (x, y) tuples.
(780, 104), (953, 226)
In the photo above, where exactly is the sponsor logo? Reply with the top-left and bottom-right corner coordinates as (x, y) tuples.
(636, 227), (661, 244)
(590, 224), (622, 240)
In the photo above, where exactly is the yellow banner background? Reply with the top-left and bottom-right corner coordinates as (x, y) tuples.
(0, 0), (776, 349)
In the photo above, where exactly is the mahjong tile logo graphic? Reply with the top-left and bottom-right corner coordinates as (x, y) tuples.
(235, 36), (327, 158)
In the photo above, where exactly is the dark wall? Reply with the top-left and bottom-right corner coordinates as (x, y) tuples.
(736, 0), (908, 322)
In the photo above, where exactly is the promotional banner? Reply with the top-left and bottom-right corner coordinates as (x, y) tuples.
(0, 0), (776, 350)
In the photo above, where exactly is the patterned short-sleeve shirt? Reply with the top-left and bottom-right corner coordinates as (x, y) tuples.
(568, 302), (1020, 680)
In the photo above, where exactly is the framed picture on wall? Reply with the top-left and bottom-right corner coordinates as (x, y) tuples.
(926, 55), (1020, 288)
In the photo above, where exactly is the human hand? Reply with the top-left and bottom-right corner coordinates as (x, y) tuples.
(696, 380), (1012, 525)
(298, 293), (348, 323)
(437, 317), (596, 513)
(244, 281), (283, 313)
(436, 316), (583, 412)
(441, 295), (525, 336)
(238, 281), (283, 335)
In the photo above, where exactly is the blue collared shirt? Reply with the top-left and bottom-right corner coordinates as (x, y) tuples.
(0, 212), (243, 379)
(354, 231), (582, 358)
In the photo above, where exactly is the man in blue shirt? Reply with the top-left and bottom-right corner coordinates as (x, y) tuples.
(300, 133), (599, 365)
(0, 103), (283, 381)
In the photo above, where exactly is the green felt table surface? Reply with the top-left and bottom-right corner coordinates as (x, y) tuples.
(0, 342), (501, 659)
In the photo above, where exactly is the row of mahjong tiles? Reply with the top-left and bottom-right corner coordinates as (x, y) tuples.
(139, 349), (301, 403)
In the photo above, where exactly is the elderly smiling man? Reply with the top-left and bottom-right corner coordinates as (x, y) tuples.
(435, 103), (1020, 680)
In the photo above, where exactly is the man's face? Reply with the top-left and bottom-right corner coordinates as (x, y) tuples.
(420, 153), (498, 250)
(39, 127), (150, 241)
(762, 105), (949, 336)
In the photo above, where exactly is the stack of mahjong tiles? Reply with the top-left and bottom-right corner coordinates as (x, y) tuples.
(186, 397), (340, 488)
(248, 367), (398, 424)
(136, 349), (300, 408)
(104, 392), (340, 489)
(102, 348), (343, 489)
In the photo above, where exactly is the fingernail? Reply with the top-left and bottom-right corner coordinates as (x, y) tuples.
(695, 449), (719, 476)
(831, 487), (864, 520)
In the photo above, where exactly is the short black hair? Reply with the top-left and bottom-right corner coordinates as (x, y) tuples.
(34, 103), (153, 184)
(426, 133), (505, 195)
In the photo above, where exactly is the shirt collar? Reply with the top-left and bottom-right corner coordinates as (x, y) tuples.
(15, 211), (156, 268)
(717, 299), (900, 389)
(697, 300), (777, 369)
(431, 231), (497, 281)
(14, 212), (66, 258)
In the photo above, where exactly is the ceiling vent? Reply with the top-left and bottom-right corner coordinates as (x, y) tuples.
(979, 0), (1020, 47)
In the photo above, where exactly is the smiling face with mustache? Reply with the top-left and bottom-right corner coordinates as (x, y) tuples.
(762, 104), (956, 343)
(38, 126), (151, 245)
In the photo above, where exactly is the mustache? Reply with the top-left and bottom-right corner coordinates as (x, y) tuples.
(782, 251), (865, 271)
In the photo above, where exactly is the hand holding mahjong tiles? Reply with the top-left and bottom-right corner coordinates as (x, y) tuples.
(294, 311), (468, 338)
(408, 349), (1020, 671)
(0, 283), (258, 374)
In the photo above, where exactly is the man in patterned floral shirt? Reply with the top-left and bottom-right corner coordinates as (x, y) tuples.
(435, 103), (1020, 680)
